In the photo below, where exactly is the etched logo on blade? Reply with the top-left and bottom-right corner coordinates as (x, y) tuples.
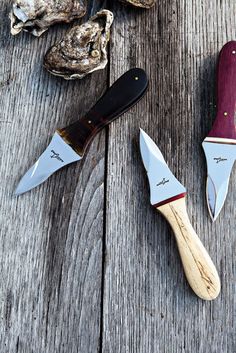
(51, 150), (64, 163)
(214, 157), (227, 164)
(156, 178), (169, 187)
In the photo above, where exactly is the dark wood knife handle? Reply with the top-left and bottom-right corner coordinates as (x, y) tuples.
(207, 41), (236, 139)
(58, 68), (148, 156)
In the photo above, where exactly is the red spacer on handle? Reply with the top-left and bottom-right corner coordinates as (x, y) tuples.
(153, 192), (187, 208)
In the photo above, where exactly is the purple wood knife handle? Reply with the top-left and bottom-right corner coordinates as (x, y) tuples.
(207, 41), (236, 139)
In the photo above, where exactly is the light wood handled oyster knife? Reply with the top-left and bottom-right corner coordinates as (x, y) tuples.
(139, 129), (220, 300)
(15, 68), (148, 195)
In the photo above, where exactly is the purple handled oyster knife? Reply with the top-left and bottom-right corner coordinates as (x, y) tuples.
(202, 41), (236, 221)
(15, 69), (148, 195)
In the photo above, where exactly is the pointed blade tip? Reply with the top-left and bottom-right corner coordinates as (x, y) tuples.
(209, 211), (216, 222)
(211, 211), (220, 222)
(139, 128), (147, 145)
(139, 128), (149, 140)
(139, 127), (145, 134)
(14, 184), (27, 196)
(13, 132), (82, 196)
(207, 203), (219, 222)
(14, 174), (36, 196)
(139, 129), (151, 171)
(14, 184), (21, 196)
(206, 178), (225, 222)
(210, 213), (218, 223)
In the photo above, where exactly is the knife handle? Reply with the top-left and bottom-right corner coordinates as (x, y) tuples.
(57, 68), (148, 155)
(207, 41), (236, 140)
(157, 197), (221, 300)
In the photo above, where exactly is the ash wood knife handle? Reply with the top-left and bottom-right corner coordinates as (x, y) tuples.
(58, 68), (148, 155)
(157, 197), (221, 300)
(207, 41), (236, 139)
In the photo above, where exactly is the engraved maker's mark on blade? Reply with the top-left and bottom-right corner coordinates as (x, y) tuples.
(213, 157), (227, 163)
(50, 150), (64, 162)
(202, 140), (236, 220)
(156, 178), (169, 187)
(15, 133), (82, 195)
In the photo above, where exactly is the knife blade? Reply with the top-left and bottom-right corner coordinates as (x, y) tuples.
(140, 129), (220, 300)
(202, 41), (236, 221)
(15, 68), (148, 195)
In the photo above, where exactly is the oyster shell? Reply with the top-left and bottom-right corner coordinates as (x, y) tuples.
(119, 0), (156, 8)
(10, 0), (87, 37)
(44, 9), (113, 80)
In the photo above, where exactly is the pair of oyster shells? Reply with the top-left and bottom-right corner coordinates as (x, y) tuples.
(10, 1), (113, 80)
(10, 0), (155, 80)
(10, 0), (155, 38)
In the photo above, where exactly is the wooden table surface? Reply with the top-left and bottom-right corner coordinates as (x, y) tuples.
(0, 1), (235, 352)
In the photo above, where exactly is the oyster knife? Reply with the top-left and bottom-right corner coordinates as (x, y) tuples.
(140, 129), (220, 300)
(15, 68), (148, 195)
(202, 41), (236, 221)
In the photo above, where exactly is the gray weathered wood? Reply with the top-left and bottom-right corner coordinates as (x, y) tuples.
(1, 0), (236, 352)
(104, 1), (236, 353)
(0, 1), (107, 352)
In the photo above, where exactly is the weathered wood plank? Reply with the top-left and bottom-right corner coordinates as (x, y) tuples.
(0, 1), (107, 352)
(1, 0), (236, 352)
(104, 1), (236, 352)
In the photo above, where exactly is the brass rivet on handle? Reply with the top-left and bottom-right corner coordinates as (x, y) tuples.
(91, 50), (99, 58)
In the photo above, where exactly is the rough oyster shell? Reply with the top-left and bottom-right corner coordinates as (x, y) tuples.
(119, 0), (156, 8)
(10, 0), (87, 37)
(44, 9), (113, 80)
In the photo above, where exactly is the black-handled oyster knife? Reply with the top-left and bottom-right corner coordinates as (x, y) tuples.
(15, 68), (148, 195)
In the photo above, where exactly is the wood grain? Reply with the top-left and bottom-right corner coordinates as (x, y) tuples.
(207, 41), (236, 139)
(0, 1), (107, 352)
(157, 197), (220, 300)
(104, 1), (236, 353)
(0, 0), (236, 352)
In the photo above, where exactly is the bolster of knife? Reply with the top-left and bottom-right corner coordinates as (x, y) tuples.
(57, 68), (148, 156)
(207, 41), (236, 140)
(157, 197), (221, 300)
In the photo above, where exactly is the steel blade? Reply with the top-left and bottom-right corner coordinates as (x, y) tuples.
(202, 140), (236, 221)
(139, 129), (186, 206)
(15, 133), (82, 195)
